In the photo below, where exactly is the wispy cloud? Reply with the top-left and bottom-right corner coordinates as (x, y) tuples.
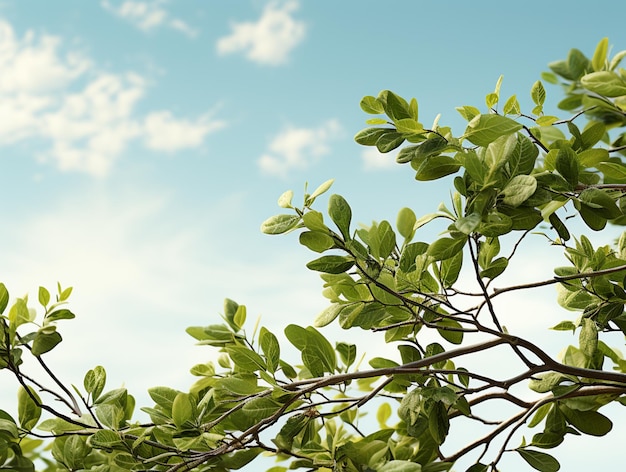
(361, 147), (398, 171)
(0, 19), (223, 176)
(258, 119), (342, 177)
(101, 0), (197, 37)
(216, 0), (305, 66)
(143, 110), (225, 152)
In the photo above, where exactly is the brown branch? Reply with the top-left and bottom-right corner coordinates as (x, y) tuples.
(491, 263), (626, 299)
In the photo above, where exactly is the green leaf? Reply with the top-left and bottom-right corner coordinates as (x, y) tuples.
(172, 393), (194, 428)
(397, 207), (417, 241)
(530, 431), (564, 449)
(528, 403), (552, 428)
(18, 386), (41, 430)
(581, 71), (626, 97)
(260, 214), (301, 235)
(561, 405), (612, 436)
(503, 95), (521, 115)
(414, 155), (461, 181)
(328, 194), (352, 240)
(379, 90), (412, 122)
(578, 188), (621, 219)
(91, 429), (122, 448)
(355, 127), (393, 146)
(377, 220), (396, 259)
(314, 303), (344, 327)
(0, 283), (8, 314)
(31, 330), (62, 356)
(502, 175), (537, 207)
(148, 386), (181, 414)
(439, 250), (463, 287)
(517, 448), (560, 472)
(580, 122), (606, 149)
(550, 320), (576, 331)
(548, 213), (570, 241)
(360, 96), (384, 114)
(456, 105), (481, 121)
(302, 210), (327, 232)
(464, 114), (522, 147)
(277, 190), (293, 209)
(63, 435), (90, 470)
(579, 318), (598, 358)
(226, 346), (266, 372)
(455, 213), (481, 235)
(306, 255), (354, 274)
(395, 118), (424, 135)
(95, 403), (124, 429)
(59, 285), (73, 301)
(9, 298), (34, 330)
(592, 37), (608, 71)
(555, 146), (579, 189)
(260, 327), (280, 373)
(378, 460), (422, 472)
(46, 309), (75, 322)
(376, 131), (405, 153)
(437, 318), (463, 344)
(367, 118), (389, 125)
(531, 81), (546, 106)
(38, 286), (50, 307)
(284, 325), (336, 375)
(428, 402), (450, 444)
(299, 231), (335, 253)
(536, 115), (558, 126)
(610, 49), (626, 70)
(465, 464), (488, 472)
(427, 237), (466, 261)
(309, 178), (335, 201)
(0, 417), (18, 438)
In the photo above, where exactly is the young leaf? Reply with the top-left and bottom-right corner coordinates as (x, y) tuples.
(503, 94), (521, 115)
(592, 38), (608, 70)
(309, 178), (335, 201)
(360, 95), (384, 114)
(277, 190), (294, 209)
(0, 283), (8, 314)
(531, 81), (546, 106)
(38, 286), (50, 307)
(397, 207), (417, 241)
(84, 366), (107, 402)
(260, 214), (301, 235)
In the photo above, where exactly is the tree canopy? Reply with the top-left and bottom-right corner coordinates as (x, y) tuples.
(2, 38), (626, 472)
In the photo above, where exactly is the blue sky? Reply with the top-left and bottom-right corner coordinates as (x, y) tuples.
(0, 1), (625, 469)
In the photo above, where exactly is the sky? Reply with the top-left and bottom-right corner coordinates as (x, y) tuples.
(0, 0), (626, 470)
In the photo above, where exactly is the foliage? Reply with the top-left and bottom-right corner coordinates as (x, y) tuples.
(3, 38), (626, 471)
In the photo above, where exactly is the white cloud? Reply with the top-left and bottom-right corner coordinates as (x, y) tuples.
(0, 19), (222, 176)
(258, 119), (341, 177)
(216, 0), (305, 65)
(361, 147), (398, 171)
(101, 0), (197, 37)
(144, 110), (226, 152)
